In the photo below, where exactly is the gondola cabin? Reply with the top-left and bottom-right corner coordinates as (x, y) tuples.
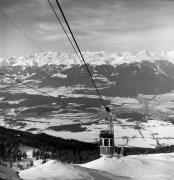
(100, 130), (115, 158)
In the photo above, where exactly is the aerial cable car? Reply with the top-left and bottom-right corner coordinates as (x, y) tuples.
(99, 106), (116, 158)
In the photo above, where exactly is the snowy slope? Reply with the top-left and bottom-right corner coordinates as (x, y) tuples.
(1, 50), (174, 67)
(81, 153), (174, 180)
(19, 160), (131, 180)
(0, 165), (20, 180)
(20, 153), (174, 180)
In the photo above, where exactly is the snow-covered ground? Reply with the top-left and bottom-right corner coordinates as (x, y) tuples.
(20, 160), (129, 180)
(19, 153), (174, 180)
(81, 153), (174, 180)
(19, 146), (37, 159)
(1, 90), (174, 148)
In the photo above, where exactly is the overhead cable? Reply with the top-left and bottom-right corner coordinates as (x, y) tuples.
(0, 72), (68, 105)
(48, 0), (105, 108)
(0, 8), (42, 52)
(47, 0), (82, 64)
(53, 0), (106, 108)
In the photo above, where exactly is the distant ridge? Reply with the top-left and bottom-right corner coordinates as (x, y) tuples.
(1, 50), (174, 67)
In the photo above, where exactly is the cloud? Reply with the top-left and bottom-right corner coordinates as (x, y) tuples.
(37, 21), (91, 42)
(38, 23), (58, 32)
(1, 0), (174, 57)
(52, 0), (174, 39)
(40, 34), (64, 41)
(0, 0), (39, 12)
(60, 0), (117, 10)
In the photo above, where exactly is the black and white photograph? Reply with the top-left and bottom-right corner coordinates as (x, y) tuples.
(1, 0), (174, 179)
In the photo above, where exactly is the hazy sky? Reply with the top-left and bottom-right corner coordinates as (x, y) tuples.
(1, 0), (174, 58)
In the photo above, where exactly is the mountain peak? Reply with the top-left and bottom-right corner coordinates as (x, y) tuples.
(1, 50), (174, 68)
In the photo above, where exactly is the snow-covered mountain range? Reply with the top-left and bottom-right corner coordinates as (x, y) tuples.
(1, 50), (174, 67)
(1, 50), (174, 147)
(1, 52), (174, 96)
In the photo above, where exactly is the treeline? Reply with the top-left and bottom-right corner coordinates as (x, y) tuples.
(0, 126), (99, 164)
(116, 145), (174, 156)
(0, 134), (27, 163)
(0, 126), (174, 165)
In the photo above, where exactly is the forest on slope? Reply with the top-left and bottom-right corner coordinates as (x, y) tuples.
(0, 126), (174, 168)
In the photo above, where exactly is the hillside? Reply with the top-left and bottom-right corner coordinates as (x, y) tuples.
(1, 51), (174, 147)
(81, 153), (174, 180)
(19, 160), (130, 180)
(19, 152), (174, 180)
